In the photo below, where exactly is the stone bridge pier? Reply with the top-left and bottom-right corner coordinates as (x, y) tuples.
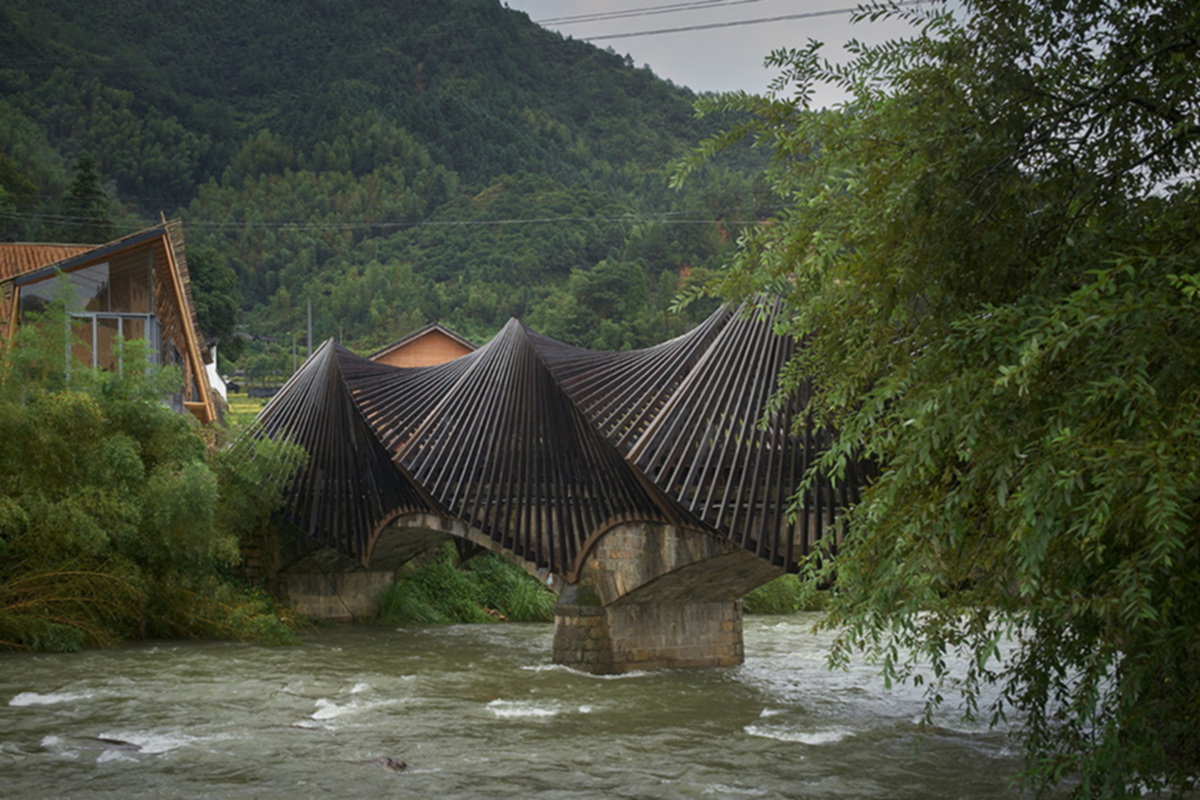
(272, 514), (783, 674)
(553, 523), (782, 674)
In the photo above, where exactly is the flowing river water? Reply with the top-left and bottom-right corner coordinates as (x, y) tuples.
(1, 613), (1029, 799)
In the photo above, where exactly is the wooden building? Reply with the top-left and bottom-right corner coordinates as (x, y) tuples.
(369, 322), (475, 368)
(0, 220), (219, 424)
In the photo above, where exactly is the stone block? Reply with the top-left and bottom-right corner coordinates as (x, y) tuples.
(552, 598), (746, 675)
(278, 569), (394, 622)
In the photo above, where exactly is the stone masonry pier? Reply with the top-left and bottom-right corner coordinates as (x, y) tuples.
(552, 522), (781, 673)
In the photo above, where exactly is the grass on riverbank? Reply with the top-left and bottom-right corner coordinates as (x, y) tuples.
(376, 542), (556, 625)
(743, 574), (828, 614)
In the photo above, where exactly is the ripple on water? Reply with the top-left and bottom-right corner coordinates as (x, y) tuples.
(701, 783), (769, 796)
(93, 729), (231, 754)
(519, 663), (651, 679)
(310, 696), (402, 720)
(9, 691), (94, 707)
(485, 699), (560, 719)
(743, 723), (857, 745)
(38, 735), (80, 760)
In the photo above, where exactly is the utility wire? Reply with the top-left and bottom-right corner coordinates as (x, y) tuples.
(582, 5), (921, 42)
(0, 3), (924, 74)
(534, 0), (771, 26)
(1, 208), (777, 232)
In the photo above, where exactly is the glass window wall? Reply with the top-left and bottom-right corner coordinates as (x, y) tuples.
(21, 252), (159, 373)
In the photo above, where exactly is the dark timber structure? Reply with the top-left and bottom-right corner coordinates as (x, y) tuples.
(257, 300), (867, 672)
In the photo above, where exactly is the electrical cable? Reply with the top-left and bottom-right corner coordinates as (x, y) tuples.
(0, 2), (927, 74)
(1, 207), (779, 233)
(533, 0), (772, 26)
(581, 5), (918, 42)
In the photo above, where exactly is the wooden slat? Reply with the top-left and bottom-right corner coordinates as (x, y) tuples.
(254, 341), (434, 565)
(254, 300), (871, 577)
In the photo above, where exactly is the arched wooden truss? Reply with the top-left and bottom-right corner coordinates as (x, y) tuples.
(256, 301), (870, 578)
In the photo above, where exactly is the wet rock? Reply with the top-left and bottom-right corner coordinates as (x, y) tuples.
(75, 737), (141, 751)
(360, 756), (407, 772)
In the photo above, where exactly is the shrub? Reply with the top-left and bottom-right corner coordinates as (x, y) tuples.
(0, 301), (299, 650)
(743, 574), (827, 615)
(377, 542), (556, 624)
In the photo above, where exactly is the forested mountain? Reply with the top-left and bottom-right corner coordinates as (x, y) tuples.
(0, 0), (767, 368)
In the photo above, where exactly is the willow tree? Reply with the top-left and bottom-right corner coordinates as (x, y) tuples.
(675, 1), (1200, 795)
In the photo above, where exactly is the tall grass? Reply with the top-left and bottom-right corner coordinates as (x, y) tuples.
(377, 543), (556, 624)
(0, 564), (144, 651)
(742, 574), (828, 614)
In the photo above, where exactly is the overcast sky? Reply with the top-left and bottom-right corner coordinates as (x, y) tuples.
(502, 1), (922, 107)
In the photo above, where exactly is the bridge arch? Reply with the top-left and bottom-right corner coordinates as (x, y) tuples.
(253, 301), (872, 669)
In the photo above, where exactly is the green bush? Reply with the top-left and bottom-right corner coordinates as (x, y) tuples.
(742, 574), (827, 615)
(463, 551), (556, 622)
(377, 542), (556, 625)
(0, 301), (300, 651)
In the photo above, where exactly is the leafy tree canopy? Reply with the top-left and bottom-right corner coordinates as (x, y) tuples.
(0, 153), (38, 241)
(187, 245), (243, 361)
(676, 0), (1199, 795)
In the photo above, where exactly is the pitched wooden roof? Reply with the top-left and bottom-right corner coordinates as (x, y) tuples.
(2, 224), (181, 286)
(369, 323), (476, 362)
(0, 243), (98, 282)
(258, 301), (874, 576)
(2, 222), (218, 425)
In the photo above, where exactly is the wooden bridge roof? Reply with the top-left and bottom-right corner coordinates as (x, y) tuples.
(256, 301), (869, 578)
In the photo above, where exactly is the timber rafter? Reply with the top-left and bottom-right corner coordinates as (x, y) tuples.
(256, 301), (869, 576)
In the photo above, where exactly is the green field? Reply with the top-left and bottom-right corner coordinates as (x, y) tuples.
(224, 392), (267, 429)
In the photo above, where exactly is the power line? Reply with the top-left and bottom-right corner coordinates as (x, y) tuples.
(1, 208), (776, 232)
(0, 3), (923, 74)
(534, 0), (770, 26)
(577, 3), (925, 42)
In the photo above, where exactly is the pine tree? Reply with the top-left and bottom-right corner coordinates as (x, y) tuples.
(56, 154), (114, 243)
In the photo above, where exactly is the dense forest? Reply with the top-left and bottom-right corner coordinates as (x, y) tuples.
(0, 0), (767, 373)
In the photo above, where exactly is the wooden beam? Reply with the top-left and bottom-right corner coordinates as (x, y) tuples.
(158, 224), (215, 425)
(255, 301), (872, 578)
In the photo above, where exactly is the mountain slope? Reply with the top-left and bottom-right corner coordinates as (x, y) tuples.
(0, 0), (765, 359)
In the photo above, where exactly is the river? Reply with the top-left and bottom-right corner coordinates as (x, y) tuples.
(1, 613), (1028, 798)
